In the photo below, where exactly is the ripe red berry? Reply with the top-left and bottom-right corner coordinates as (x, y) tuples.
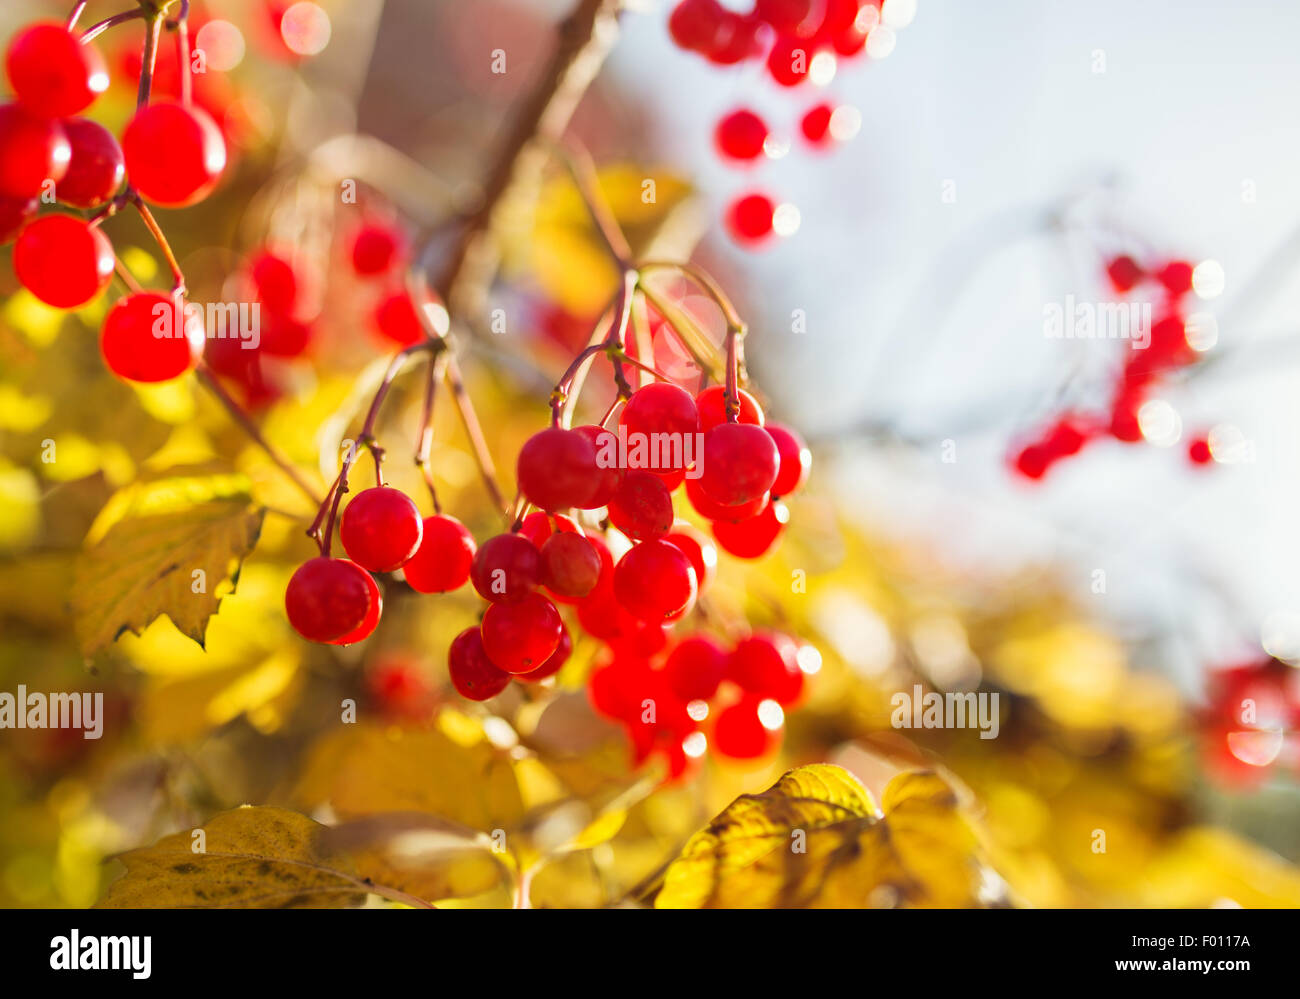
(707, 11), (765, 64)
(1044, 416), (1089, 459)
(518, 625), (572, 682)
(572, 424), (622, 506)
(403, 514), (476, 593)
(517, 426), (600, 511)
(1188, 436), (1213, 465)
(695, 385), (764, 431)
(712, 500), (788, 558)
(123, 101), (226, 207)
(729, 633), (804, 704)
(5, 22), (108, 118)
(0, 195), (36, 244)
(100, 291), (205, 382)
(351, 222), (404, 276)
(588, 658), (654, 721)
(756, 0), (817, 35)
(366, 659), (433, 720)
(471, 532), (542, 602)
(699, 422), (780, 507)
(285, 556), (373, 642)
(259, 312), (312, 357)
(540, 531), (602, 598)
(372, 289), (426, 346)
(765, 423), (811, 497)
(248, 249), (299, 315)
(668, 0), (727, 52)
(620, 382), (700, 470)
(713, 696), (780, 759)
(766, 35), (812, 87)
(608, 470), (674, 541)
(801, 102), (834, 145)
(13, 213), (114, 308)
(1012, 444), (1050, 480)
(664, 522), (717, 592)
(339, 486), (423, 572)
(1106, 254), (1143, 294)
(1109, 395), (1144, 444)
(517, 511), (580, 548)
(0, 103), (70, 198)
(664, 635), (728, 702)
(684, 475), (769, 523)
(725, 192), (776, 244)
(614, 540), (698, 622)
(55, 118), (124, 208)
(1156, 260), (1194, 296)
(715, 109), (769, 161)
(448, 626), (511, 701)
(818, 0), (871, 55)
(481, 592), (562, 674)
(328, 570), (382, 645)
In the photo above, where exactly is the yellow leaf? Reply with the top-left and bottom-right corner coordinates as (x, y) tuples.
(72, 467), (266, 655)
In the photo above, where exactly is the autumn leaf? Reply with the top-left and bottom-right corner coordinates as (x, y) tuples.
(654, 765), (1009, 909)
(97, 806), (435, 909)
(71, 467), (266, 656)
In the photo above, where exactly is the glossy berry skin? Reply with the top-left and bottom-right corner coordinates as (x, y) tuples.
(6, 23), (108, 118)
(14, 214), (114, 308)
(1106, 254), (1143, 294)
(0, 195), (36, 244)
(403, 514), (476, 593)
(715, 109), (768, 161)
(668, 0), (727, 52)
(608, 470), (674, 541)
(614, 539), (697, 622)
(518, 510), (580, 548)
(573, 424), (622, 507)
(765, 423), (811, 496)
(518, 625), (571, 682)
(540, 532), (602, 598)
(713, 697), (780, 759)
(328, 570), (382, 645)
(248, 249), (299, 315)
(729, 633), (804, 704)
(699, 422), (781, 507)
(351, 222), (403, 276)
(373, 290), (425, 346)
(285, 557), (373, 642)
(664, 635), (728, 702)
(123, 101), (226, 207)
(517, 426), (599, 511)
(712, 500), (788, 558)
(56, 118), (124, 208)
(695, 385), (763, 432)
(620, 382), (700, 469)
(481, 592), (563, 674)
(725, 192), (776, 244)
(448, 627), (511, 701)
(0, 103), (70, 198)
(471, 532), (542, 602)
(685, 475), (768, 523)
(664, 522), (717, 592)
(100, 291), (206, 382)
(339, 486), (423, 572)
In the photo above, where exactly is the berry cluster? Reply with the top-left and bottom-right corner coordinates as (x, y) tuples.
(1012, 253), (1219, 480)
(1, 14), (227, 384)
(668, 0), (917, 246)
(1201, 657), (1299, 788)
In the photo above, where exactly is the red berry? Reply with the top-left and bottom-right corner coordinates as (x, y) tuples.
(668, 0), (727, 52)
(517, 511), (580, 548)
(685, 475), (769, 523)
(573, 424), (622, 507)
(0, 195), (36, 244)
(725, 192), (776, 244)
(540, 531), (602, 598)
(1013, 444), (1050, 480)
(372, 290), (426, 346)
(328, 570), (382, 645)
(614, 540), (697, 622)
(765, 423), (811, 496)
(664, 522), (717, 592)
(285, 556), (373, 642)
(664, 635), (728, 702)
(699, 422), (780, 507)
(588, 658), (654, 721)
(14, 213), (113, 308)
(5, 22), (108, 118)
(577, 590), (643, 643)
(712, 500), (788, 558)
(1188, 436), (1213, 465)
(448, 626), (511, 701)
(729, 633), (803, 704)
(248, 249), (299, 315)
(695, 385), (764, 432)
(713, 696), (781, 759)
(517, 426), (600, 511)
(403, 514), (476, 593)
(518, 625), (572, 682)
(818, 0), (871, 55)
(620, 382), (700, 471)
(339, 486), (423, 572)
(715, 109), (768, 161)
(801, 102), (834, 145)
(608, 470), (674, 541)
(766, 35), (812, 87)
(1109, 396), (1143, 443)
(707, 12), (766, 64)
(55, 118), (124, 208)
(100, 291), (205, 382)
(481, 592), (562, 674)
(351, 222), (404, 276)
(1044, 417), (1089, 459)
(123, 101), (226, 207)
(1106, 254), (1143, 294)
(471, 532), (542, 602)
(1156, 260), (1194, 296)
(0, 103), (70, 198)
(367, 659), (433, 720)
(756, 0), (817, 35)
(259, 312), (312, 357)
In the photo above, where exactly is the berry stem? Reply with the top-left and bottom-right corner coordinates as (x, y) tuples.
(639, 260), (747, 335)
(66, 1), (89, 29)
(137, 9), (165, 109)
(80, 9), (144, 43)
(635, 277), (722, 383)
(550, 136), (633, 269)
(130, 193), (186, 294)
(171, 0), (192, 107)
(724, 328), (740, 423)
(445, 353), (509, 518)
(414, 351), (449, 514)
(111, 254), (144, 294)
(195, 362), (324, 506)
